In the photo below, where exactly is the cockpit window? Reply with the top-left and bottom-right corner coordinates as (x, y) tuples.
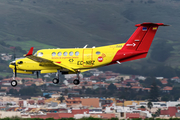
(38, 52), (43, 57)
(34, 52), (37, 56)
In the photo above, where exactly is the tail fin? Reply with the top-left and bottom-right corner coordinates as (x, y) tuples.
(121, 22), (168, 52)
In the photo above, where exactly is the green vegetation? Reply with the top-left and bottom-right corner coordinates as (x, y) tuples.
(6, 40), (56, 51)
(0, 117), (119, 120)
(0, 0), (179, 77)
(8, 84), (42, 96)
(3, 117), (180, 120)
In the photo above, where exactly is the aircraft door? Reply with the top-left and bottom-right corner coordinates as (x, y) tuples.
(83, 49), (93, 67)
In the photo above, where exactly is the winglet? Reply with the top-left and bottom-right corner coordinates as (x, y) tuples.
(25, 47), (34, 56)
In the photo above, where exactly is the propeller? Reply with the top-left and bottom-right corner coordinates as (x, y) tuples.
(36, 71), (39, 78)
(13, 48), (17, 78)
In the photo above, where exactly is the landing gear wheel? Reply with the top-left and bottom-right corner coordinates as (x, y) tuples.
(73, 79), (80, 85)
(11, 80), (17, 87)
(52, 78), (59, 84)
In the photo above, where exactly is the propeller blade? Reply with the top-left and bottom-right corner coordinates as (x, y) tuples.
(14, 62), (17, 77)
(37, 71), (39, 78)
(13, 47), (17, 78)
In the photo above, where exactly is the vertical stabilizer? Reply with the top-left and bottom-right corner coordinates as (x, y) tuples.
(121, 23), (168, 52)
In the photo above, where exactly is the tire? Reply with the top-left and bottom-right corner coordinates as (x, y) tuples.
(73, 79), (80, 85)
(11, 80), (17, 87)
(52, 78), (59, 84)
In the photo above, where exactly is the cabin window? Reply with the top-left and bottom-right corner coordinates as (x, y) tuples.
(63, 52), (68, 56)
(96, 51), (101, 55)
(38, 52), (43, 57)
(75, 51), (79, 56)
(58, 52), (62, 56)
(69, 52), (73, 56)
(52, 52), (56, 56)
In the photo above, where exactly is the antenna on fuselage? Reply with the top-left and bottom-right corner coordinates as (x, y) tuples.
(116, 61), (121, 64)
(83, 44), (88, 48)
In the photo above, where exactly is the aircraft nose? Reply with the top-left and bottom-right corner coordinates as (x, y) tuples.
(9, 61), (16, 69)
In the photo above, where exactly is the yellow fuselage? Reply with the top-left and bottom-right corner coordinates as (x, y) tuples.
(9, 43), (125, 74)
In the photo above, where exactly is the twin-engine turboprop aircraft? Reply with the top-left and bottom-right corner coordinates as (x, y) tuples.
(9, 22), (168, 87)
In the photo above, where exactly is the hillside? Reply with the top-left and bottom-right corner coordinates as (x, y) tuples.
(1, 0), (180, 76)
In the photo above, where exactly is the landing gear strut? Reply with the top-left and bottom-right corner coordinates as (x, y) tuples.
(73, 72), (80, 85)
(11, 72), (18, 87)
(52, 70), (60, 84)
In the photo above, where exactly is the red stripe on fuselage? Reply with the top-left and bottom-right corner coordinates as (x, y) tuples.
(108, 50), (147, 65)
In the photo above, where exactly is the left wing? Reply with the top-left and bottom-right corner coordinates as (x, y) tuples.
(25, 47), (76, 73)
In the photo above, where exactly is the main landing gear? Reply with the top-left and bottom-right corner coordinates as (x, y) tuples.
(51, 71), (80, 85)
(73, 72), (80, 85)
(52, 78), (59, 84)
(52, 70), (60, 84)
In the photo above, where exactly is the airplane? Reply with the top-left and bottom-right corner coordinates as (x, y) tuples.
(9, 22), (168, 87)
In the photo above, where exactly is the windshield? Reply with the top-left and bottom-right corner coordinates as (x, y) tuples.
(34, 52), (37, 56)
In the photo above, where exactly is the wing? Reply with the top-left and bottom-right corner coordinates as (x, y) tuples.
(25, 47), (76, 73)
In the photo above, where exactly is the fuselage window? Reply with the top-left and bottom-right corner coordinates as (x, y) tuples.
(38, 52), (43, 57)
(63, 52), (68, 56)
(96, 51), (101, 55)
(58, 52), (62, 56)
(52, 52), (56, 56)
(75, 51), (79, 56)
(69, 52), (73, 56)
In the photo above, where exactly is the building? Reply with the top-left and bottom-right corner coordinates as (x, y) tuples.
(66, 98), (99, 108)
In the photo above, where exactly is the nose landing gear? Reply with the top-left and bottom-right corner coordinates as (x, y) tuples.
(11, 71), (18, 87)
(11, 80), (17, 87)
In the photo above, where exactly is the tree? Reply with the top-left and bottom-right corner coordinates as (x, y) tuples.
(149, 82), (160, 101)
(82, 86), (86, 91)
(8, 88), (18, 95)
(120, 77), (124, 81)
(44, 94), (51, 98)
(176, 104), (180, 107)
(22, 79), (25, 84)
(64, 89), (68, 95)
(147, 101), (153, 109)
(85, 88), (93, 94)
(140, 106), (145, 108)
(154, 109), (161, 117)
(6, 103), (12, 106)
(58, 96), (65, 103)
(107, 83), (117, 91)
(83, 72), (93, 77)
(150, 41), (173, 62)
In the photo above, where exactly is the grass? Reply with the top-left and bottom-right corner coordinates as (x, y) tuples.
(5, 40), (56, 51)
(0, 0), (179, 72)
